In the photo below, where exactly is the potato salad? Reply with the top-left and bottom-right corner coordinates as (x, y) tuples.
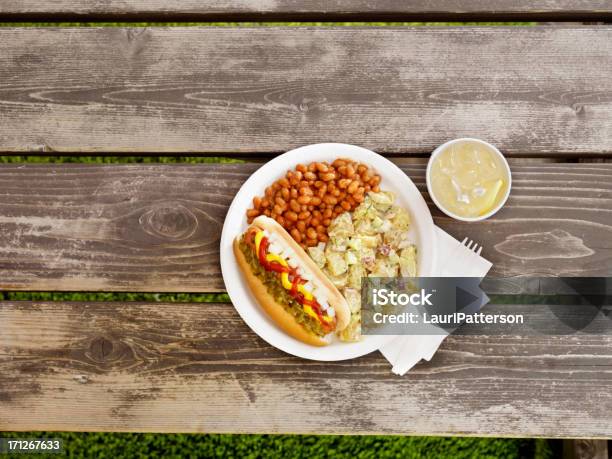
(308, 191), (418, 342)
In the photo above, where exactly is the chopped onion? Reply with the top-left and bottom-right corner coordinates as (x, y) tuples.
(287, 257), (298, 268)
(327, 307), (336, 318)
(313, 288), (328, 305)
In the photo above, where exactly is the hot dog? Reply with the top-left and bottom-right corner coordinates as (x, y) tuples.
(234, 216), (350, 346)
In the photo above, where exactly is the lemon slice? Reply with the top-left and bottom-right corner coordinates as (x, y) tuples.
(479, 179), (504, 216)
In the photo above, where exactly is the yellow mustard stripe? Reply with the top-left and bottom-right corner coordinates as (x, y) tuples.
(280, 272), (292, 289)
(266, 252), (292, 289)
(303, 305), (319, 320)
(254, 232), (329, 323)
(266, 253), (287, 266)
(297, 284), (313, 301)
(254, 230), (264, 254)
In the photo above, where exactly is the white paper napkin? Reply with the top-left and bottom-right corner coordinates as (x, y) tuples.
(378, 226), (493, 375)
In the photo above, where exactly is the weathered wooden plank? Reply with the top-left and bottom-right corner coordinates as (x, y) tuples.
(0, 1), (611, 21)
(1, 300), (611, 436)
(1, 27), (612, 155)
(0, 162), (609, 291)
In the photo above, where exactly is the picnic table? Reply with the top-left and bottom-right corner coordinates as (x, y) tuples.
(1, 1), (611, 448)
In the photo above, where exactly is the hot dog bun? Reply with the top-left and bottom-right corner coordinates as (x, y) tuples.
(234, 215), (351, 346)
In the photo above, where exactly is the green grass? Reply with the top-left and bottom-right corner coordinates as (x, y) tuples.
(1, 291), (230, 302)
(1, 432), (555, 458)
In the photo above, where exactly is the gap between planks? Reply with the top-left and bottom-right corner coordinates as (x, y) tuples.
(1, 1), (612, 23)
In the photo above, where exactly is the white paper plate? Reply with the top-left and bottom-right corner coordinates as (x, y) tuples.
(220, 143), (437, 361)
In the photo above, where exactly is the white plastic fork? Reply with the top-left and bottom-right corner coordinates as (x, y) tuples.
(461, 237), (483, 256)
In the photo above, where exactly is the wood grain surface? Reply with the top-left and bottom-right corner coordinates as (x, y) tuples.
(1, 27), (612, 155)
(1, 1), (611, 21)
(2, 300), (612, 436)
(0, 162), (610, 292)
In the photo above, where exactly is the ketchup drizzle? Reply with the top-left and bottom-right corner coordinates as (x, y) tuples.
(251, 234), (334, 331)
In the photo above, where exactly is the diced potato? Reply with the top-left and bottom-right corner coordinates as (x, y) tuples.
(378, 219), (392, 233)
(392, 207), (411, 230)
(326, 251), (348, 276)
(347, 237), (362, 252)
(355, 219), (376, 236)
(360, 247), (376, 264)
(387, 249), (400, 267)
(384, 228), (410, 249)
(348, 263), (365, 289)
(328, 212), (353, 238)
(399, 245), (418, 277)
(360, 234), (380, 248)
(329, 236), (348, 252)
(327, 271), (348, 289)
(345, 250), (359, 265)
(371, 215), (385, 232)
(369, 258), (399, 277)
(352, 197), (375, 221)
(308, 244), (326, 269)
(369, 191), (395, 211)
(343, 288), (361, 313)
(337, 316), (361, 342)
